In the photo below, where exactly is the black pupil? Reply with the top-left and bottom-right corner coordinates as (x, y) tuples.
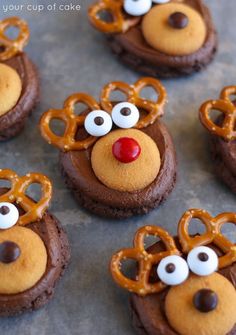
(120, 107), (131, 116)
(198, 252), (209, 262)
(0, 206), (10, 215)
(94, 116), (104, 126)
(165, 263), (176, 273)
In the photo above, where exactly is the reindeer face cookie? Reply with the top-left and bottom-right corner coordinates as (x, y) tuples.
(0, 169), (70, 316)
(40, 77), (177, 219)
(110, 209), (236, 335)
(199, 86), (236, 194)
(0, 17), (39, 140)
(88, 0), (217, 78)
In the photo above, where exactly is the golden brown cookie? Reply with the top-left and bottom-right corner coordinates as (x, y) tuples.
(0, 226), (47, 294)
(0, 63), (22, 116)
(91, 129), (161, 192)
(142, 3), (207, 56)
(165, 273), (236, 335)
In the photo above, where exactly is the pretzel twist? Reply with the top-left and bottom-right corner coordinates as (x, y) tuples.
(199, 86), (236, 141)
(110, 226), (180, 296)
(101, 77), (167, 128)
(88, 0), (140, 34)
(0, 17), (30, 61)
(0, 169), (52, 226)
(40, 93), (99, 151)
(178, 209), (236, 269)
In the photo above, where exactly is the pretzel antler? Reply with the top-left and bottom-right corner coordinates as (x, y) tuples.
(0, 17), (30, 61)
(40, 93), (99, 151)
(101, 77), (167, 129)
(88, 0), (140, 34)
(199, 86), (236, 141)
(178, 209), (236, 269)
(0, 169), (52, 226)
(110, 225), (180, 296)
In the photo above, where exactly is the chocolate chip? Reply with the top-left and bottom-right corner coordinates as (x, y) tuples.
(0, 206), (10, 215)
(94, 116), (104, 126)
(0, 241), (21, 264)
(120, 107), (131, 116)
(193, 289), (218, 313)
(165, 263), (176, 273)
(168, 12), (189, 29)
(198, 252), (209, 262)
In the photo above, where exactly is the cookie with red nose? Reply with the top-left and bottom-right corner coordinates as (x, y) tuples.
(110, 209), (236, 335)
(88, 0), (217, 78)
(39, 77), (177, 219)
(0, 17), (39, 141)
(0, 169), (70, 316)
(199, 86), (236, 194)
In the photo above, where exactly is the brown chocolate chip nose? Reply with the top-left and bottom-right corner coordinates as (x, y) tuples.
(0, 241), (21, 264)
(168, 12), (189, 29)
(193, 289), (218, 313)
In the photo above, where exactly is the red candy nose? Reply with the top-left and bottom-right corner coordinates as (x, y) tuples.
(112, 137), (141, 163)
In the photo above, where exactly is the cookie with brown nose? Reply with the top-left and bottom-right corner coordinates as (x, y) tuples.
(110, 209), (236, 334)
(39, 77), (177, 219)
(0, 169), (70, 316)
(0, 17), (39, 140)
(199, 86), (236, 194)
(88, 0), (217, 78)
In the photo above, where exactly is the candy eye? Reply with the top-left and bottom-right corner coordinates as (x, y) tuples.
(0, 202), (19, 229)
(157, 255), (189, 286)
(112, 102), (140, 129)
(187, 246), (218, 276)
(152, 0), (170, 3)
(124, 0), (152, 16)
(85, 110), (113, 137)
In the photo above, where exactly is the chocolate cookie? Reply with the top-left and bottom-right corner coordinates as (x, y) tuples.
(40, 77), (177, 219)
(110, 209), (236, 335)
(0, 170), (70, 316)
(199, 86), (236, 194)
(60, 120), (176, 218)
(88, 0), (217, 78)
(0, 17), (39, 141)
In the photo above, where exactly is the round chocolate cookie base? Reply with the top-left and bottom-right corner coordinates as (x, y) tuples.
(129, 241), (236, 335)
(59, 120), (177, 219)
(0, 189), (70, 316)
(210, 134), (236, 194)
(105, 0), (217, 78)
(0, 52), (39, 141)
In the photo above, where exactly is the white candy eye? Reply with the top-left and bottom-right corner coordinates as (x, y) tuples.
(157, 255), (189, 286)
(152, 0), (170, 4)
(112, 102), (140, 129)
(187, 246), (218, 276)
(85, 110), (112, 137)
(124, 0), (152, 16)
(0, 202), (19, 229)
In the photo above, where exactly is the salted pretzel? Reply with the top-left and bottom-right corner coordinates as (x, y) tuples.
(0, 17), (30, 61)
(110, 225), (180, 296)
(40, 77), (167, 152)
(40, 93), (99, 151)
(0, 169), (52, 226)
(88, 0), (140, 33)
(178, 208), (236, 269)
(101, 77), (167, 128)
(199, 86), (236, 142)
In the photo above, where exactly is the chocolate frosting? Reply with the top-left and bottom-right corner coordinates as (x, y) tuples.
(0, 52), (39, 140)
(108, 0), (217, 76)
(211, 136), (236, 179)
(0, 188), (70, 316)
(130, 240), (236, 335)
(59, 120), (177, 218)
